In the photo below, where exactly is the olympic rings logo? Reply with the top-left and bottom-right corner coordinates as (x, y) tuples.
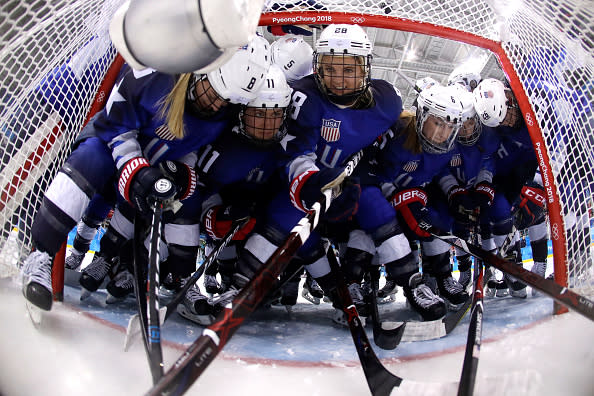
(97, 90), (106, 103)
(551, 223), (560, 240)
(525, 112), (534, 127)
(351, 17), (365, 24)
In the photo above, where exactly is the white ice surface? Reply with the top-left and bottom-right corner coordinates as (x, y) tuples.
(1, 274), (593, 396)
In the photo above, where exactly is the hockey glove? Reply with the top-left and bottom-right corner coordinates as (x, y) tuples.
(203, 205), (256, 241)
(447, 186), (476, 226)
(159, 160), (197, 201)
(511, 182), (547, 229)
(391, 188), (431, 238)
(472, 182), (495, 212)
(290, 167), (346, 213)
(118, 157), (176, 214)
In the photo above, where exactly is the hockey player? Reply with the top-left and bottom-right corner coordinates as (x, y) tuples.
(175, 64), (295, 325)
(474, 78), (549, 297)
(447, 67), (482, 92)
(270, 34), (325, 305)
(21, 36), (271, 311)
(374, 84), (471, 311)
(431, 81), (510, 299)
(271, 34), (314, 83)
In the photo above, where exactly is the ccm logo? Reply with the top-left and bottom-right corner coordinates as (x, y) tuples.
(525, 188), (546, 205)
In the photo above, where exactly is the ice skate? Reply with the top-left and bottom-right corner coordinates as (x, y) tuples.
(530, 261), (547, 296)
(504, 273), (527, 298)
(403, 273), (447, 321)
(176, 279), (213, 326)
(21, 250), (53, 311)
(65, 249), (85, 270)
(436, 274), (469, 311)
(79, 254), (112, 299)
(106, 268), (135, 303)
(203, 273), (221, 296)
(377, 278), (397, 304)
(457, 269), (472, 291)
(302, 274), (323, 305)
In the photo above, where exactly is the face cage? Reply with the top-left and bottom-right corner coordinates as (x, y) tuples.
(238, 106), (289, 147)
(503, 91), (523, 128)
(313, 53), (371, 106)
(187, 74), (229, 118)
(457, 115), (483, 146)
(416, 110), (461, 154)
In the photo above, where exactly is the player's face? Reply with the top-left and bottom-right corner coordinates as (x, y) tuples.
(318, 54), (365, 97)
(423, 114), (456, 144)
(194, 78), (228, 114)
(501, 89), (522, 128)
(460, 118), (477, 139)
(243, 107), (285, 142)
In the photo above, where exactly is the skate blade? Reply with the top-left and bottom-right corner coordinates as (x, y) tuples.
(301, 289), (320, 305)
(25, 300), (42, 329)
(176, 304), (214, 326)
(80, 288), (92, 301)
(377, 294), (396, 305)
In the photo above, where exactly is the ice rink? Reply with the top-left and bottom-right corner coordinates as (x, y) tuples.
(1, 270), (593, 396)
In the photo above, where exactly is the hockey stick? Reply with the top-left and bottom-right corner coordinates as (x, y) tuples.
(458, 220), (485, 396)
(124, 216), (250, 350)
(366, 266), (405, 350)
(132, 203), (165, 384)
(146, 149), (366, 396)
(326, 245), (404, 396)
(419, 222), (594, 322)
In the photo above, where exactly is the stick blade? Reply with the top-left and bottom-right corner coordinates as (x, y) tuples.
(124, 313), (141, 352)
(373, 321), (406, 350)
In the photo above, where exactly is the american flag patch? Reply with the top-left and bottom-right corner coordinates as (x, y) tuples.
(155, 124), (176, 141)
(403, 160), (419, 173)
(321, 118), (341, 142)
(450, 154), (462, 167)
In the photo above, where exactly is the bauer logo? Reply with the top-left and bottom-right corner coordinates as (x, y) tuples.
(154, 179), (172, 194)
(321, 118), (341, 142)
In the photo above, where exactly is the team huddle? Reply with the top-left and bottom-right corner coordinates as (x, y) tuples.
(21, 24), (550, 328)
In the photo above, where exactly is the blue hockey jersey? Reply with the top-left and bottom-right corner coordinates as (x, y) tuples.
(284, 75), (402, 181)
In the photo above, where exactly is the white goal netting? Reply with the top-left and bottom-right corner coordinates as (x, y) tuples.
(0, 1), (592, 301)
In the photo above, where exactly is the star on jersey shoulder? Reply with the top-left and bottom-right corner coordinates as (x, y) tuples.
(105, 79), (125, 115)
(279, 133), (296, 150)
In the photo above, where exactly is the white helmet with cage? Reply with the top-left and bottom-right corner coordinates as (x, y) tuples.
(473, 78), (508, 127)
(453, 85), (482, 145)
(448, 68), (482, 92)
(313, 24), (373, 105)
(271, 34), (314, 83)
(415, 85), (465, 153)
(206, 34), (271, 105)
(238, 65), (292, 145)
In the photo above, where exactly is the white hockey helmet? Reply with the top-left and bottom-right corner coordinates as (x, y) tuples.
(313, 24), (373, 105)
(415, 85), (464, 153)
(271, 34), (314, 83)
(415, 76), (440, 92)
(453, 85), (482, 145)
(448, 69), (482, 92)
(473, 78), (508, 127)
(239, 65), (292, 145)
(206, 34), (271, 105)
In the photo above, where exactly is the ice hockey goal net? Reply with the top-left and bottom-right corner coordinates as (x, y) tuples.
(0, 1), (592, 308)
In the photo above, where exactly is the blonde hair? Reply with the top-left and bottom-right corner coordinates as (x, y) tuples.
(398, 110), (423, 154)
(158, 73), (192, 139)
